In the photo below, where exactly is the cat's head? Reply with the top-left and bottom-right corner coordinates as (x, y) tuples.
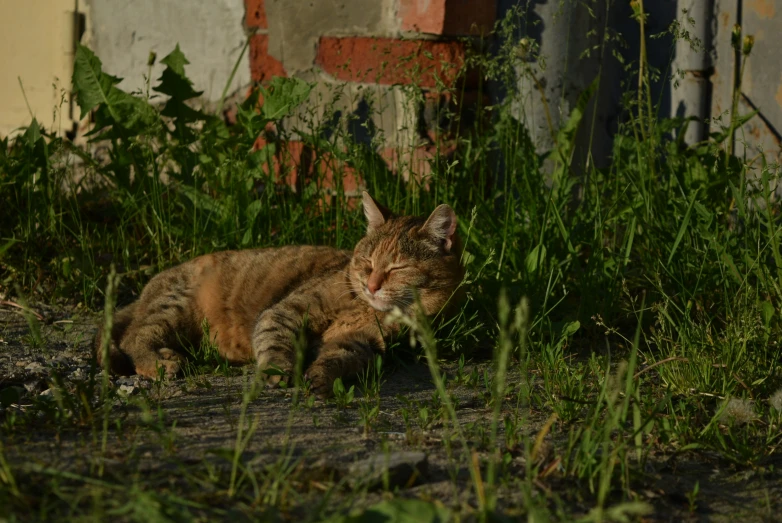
(350, 192), (464, 314)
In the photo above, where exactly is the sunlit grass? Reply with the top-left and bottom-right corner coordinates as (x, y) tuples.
(1, 5), (781, 520)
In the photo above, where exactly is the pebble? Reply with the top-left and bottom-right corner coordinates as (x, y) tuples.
(70, 367), (87, 381)
(116, 376), (137, 387)
(24, 380), (44, 393)
(118, 384), (137, 396)
(24, 362), (44, 373)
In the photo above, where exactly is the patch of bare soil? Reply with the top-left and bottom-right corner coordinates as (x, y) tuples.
(1, 306), (780, 521)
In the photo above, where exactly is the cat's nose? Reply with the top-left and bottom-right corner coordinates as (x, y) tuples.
(367, 273), (383, 294)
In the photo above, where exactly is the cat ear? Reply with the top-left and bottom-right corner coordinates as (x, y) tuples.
(362, 192), (392, 232)
(421, 204), (458, 252)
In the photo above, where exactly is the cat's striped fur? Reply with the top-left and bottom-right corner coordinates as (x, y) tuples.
(95, 193), (464, 397)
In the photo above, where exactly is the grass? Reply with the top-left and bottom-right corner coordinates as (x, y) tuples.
(1, 4), (782, 522)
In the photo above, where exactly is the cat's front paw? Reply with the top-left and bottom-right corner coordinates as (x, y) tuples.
(263, 368), (292, 389)
(305, 362), (337, 399)
(135, 348), (183, 379)
(257, 358), (293, 389)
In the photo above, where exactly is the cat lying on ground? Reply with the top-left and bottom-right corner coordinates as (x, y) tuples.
(95, 192), (464, 397)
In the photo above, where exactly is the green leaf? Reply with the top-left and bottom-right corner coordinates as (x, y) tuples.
(24, 118), (41, 148)
(553, 77), (597, 157)
(248, 142), (277, 172)
(333, 377), (346, 395)
(73, 45), (157, 132)
(260, 77), (313, 120)
(72, 45), (122, 119)
(261, 365), (287, 377)
(155, 45), (202, 101)
(710, 109), (759, 145)
(0, 238), (19, 260)
(177, 184), (228, 215)
(524, 244), (547, 276)
(160, 100), (206, 125)
(760, 300), (775, 328)
(667, 190), (699, 267)
(241, 199), (263, 247)
(559, 320), (581, 341)
(160, 44), (189, 77)
(245, 199), (264, 223)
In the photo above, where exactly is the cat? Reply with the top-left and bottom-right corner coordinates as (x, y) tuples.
(94, 192), (464, 397)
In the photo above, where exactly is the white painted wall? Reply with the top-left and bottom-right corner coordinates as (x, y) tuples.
(86, 0), (250, 102)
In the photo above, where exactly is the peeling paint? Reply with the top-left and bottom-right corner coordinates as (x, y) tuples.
(747, 0), (776, 19)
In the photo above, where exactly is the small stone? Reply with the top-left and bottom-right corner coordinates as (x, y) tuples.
(24, 362), (44, 373)
(40, 388), (54, 397)
(69, 368), (87, 381)
(118, 384), (137, 396)
(116, 376), (136, 387)
(347, 451), (428, 490)
(24, 380), (44, 394)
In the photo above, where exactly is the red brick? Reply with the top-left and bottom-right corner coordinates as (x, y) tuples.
(251, 138), (361, 193)
(245, 0), (267, 29)
(252, 136), (300, 187)
(315, 36), (468, 88)
(400, 0), (496, 36)
(380, 138), (458, 186)
(250, 35), (286, 83)
(250, 137), (468, 194)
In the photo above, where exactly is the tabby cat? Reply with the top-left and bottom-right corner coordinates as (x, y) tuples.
(95, 193), (464, 397)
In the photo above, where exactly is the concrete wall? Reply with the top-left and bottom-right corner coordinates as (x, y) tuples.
(712, 0), (782, 161)
(86, 0), (781, 171)
(2, 0), (780, 173)
(242, 0), (495, 189)
(82, 0), (495, 188)
(86, 0), (250, 102)
(495, 0), (782, 169)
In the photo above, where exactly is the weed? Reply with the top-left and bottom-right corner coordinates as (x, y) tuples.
(1, 3), (781, 520)
(686, 480), (701, 516)
(358, 401), (380, 436)
(332, 378), (355, 410)
(183, 319), (232, 379)
(357, 354), (384, 402)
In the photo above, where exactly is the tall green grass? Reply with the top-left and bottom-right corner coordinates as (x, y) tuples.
(1, 4), (781, 520)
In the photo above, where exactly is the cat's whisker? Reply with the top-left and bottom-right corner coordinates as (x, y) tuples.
(336, 289), (358, 301)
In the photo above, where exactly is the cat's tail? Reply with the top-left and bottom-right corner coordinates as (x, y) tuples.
(93, 303), (137, 375)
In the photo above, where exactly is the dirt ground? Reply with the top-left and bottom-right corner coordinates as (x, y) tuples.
(1, 305), (781, 521)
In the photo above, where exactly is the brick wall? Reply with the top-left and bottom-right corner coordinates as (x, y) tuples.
(243, 0), (495, 194)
